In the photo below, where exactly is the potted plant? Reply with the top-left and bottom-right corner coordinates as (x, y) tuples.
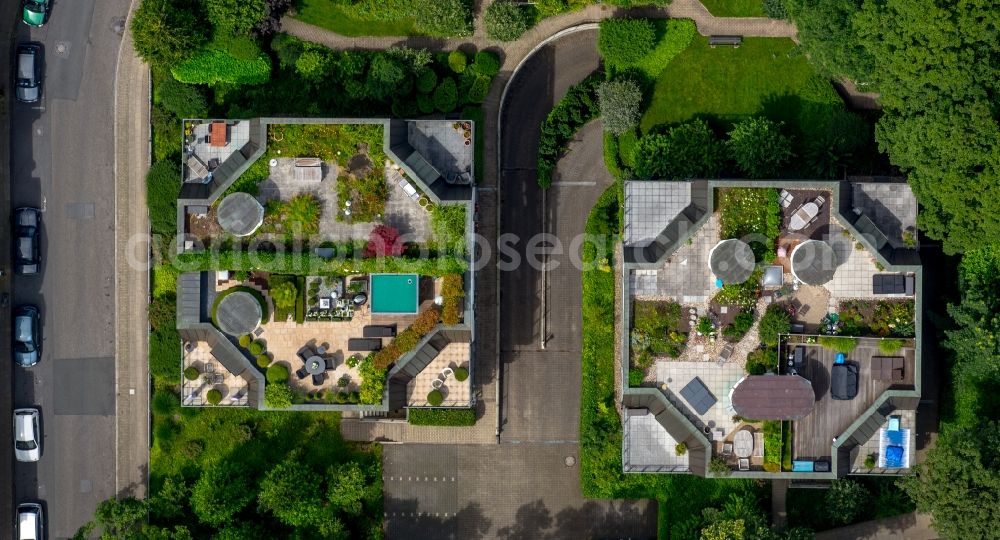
(864, 453), (877, 469)
(675, 442), (687, 456)
(184, 366), (200, 381)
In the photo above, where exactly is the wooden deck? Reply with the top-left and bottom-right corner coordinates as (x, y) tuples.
(791, 341), (915, 460)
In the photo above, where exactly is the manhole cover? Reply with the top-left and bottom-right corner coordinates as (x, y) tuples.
(53, 41), (70, 59)
(565, 456), (576, 467)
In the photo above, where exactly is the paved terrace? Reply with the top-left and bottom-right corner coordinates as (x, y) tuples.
(255, 158), (434, 242)
(182, 341), (250, 406)
(406, 342), (472, 406)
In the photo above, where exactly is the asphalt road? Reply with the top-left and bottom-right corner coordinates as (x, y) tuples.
(10, 0), (129, 535)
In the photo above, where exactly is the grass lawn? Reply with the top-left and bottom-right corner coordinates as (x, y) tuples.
(699, 0), (766, 17)
(293, 1), (420, 37)
(640, 37), (821, 133)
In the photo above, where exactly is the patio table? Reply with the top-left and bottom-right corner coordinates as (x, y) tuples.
(734, 429), (754, 458)
(789, 202), (819, 231)
(305, 356), (326, 375)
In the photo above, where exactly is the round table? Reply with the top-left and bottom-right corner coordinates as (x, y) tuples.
(734, 429), (754, 458)
(305, 356), (326, 375)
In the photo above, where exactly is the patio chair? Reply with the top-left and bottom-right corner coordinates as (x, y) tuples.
(325, 358), (337, 371)
(814, 195), (826, 208)
(312, 373), (327, 386)
(205, 362), (215, 373)
(739, 458), (750, 471)
(297, 347), (312, 363)
(779, 189), (793, 208)
(296, 367), (309, 380)
(723, 442), (733, 455)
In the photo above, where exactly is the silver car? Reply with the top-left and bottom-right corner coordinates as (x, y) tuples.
(15, 43), (41, 103)
(13, 408), (40, 462)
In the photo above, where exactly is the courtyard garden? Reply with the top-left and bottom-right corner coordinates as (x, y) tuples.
(630, 300), (688, 375)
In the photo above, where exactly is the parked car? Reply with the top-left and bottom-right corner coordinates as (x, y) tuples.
(13, 306), (40, 367)
(16, 502), (43, 540)
(14, 207), (40, 275)
(13, 408), (40, 462)
(21, 0), (49, 27)
(15, 43), (41, 103)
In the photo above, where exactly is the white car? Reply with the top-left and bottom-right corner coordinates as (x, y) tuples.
(16, 503), (42, 540)
(13, 408), (40, 462)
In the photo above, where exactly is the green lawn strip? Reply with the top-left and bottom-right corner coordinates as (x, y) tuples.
(641, 37), (821, 134)
(699, 0), (766, 17)
(630, 19), (697, 80)
(293, 2), (420, 37)
(407, 408), (476, 426)
(781, 420), (794, 471)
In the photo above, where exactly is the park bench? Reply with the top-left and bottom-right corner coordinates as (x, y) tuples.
(709, 35), (742, 48)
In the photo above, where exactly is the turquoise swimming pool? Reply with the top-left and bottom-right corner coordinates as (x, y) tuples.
(370, 273), (419, 314)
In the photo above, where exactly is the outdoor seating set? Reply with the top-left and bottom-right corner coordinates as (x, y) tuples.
(783, 190), (827, 232)
(720, 428), (758, 471)
(431, 367), (455, 391)
(306, 277), (366, 321)
(296, 345), (338, 386)
(871, 356), (905, 381)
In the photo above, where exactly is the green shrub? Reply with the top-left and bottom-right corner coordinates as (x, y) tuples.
(471, 51), (501, 77)
(598, 18), (655, 69)
(709, 457), (732, 476)
(358, 356), (387, 404)
(152, 389), (181, 416)
(266, 363), (289, 384)
(484, 1), (533, 41)
(427, 389), (444, 406)
(632, 119), (725, 179)
(238, 335), (252, 348)
(206, 389), (223, 405)
(758, 303), (792, 347)
(204, 0), (267, 35)
(433, 77), (459, 112)
(416, 68), (438, 93)
(146, 161), (181, 237)
(723, 312), (755, 342)
(130, 0), (206, 69)
(818, 335), (859, 354)
(337, 375), (351, 387)
(467, 75), (491, 103)
(718, 187), (781, 261)
(878, 338), (904, 355)
(453, 366), (469, 381)
(184, 366), (200, 381)
(264, 383), (292, 409)
(746, 348), (776, 375)
(597, 78), (642, 136)
(256, 354), (271, 368)
(447, 50), (467, 73)
(727, 117), (793, 178)
(763, 0), (787, 19)
(864, 453), (877, 469)
(713, 269), (763, 309)
(171, 44), (271, 86)
(249, 340), (265, 356)
(628, 367), (645, 387)
(408, 408), (476, 426)
(675, 442), (687, 456)
(417, 92), (435, 113)
(157, 76), (208, 119)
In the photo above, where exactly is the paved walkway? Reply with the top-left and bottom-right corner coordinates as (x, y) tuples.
(814, 512), (941, 540)
(771, 479), (788, 528)
(114, 0), (151, 499)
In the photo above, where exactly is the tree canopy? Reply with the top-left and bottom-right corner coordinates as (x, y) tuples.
(632, 120), (725, 180)
(597, 79), (643, 136)
(726, 117), (793, 178)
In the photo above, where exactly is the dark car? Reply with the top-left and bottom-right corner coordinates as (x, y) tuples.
(13, 305), (40, 367)
(14, 207), (40, 275)
(15, 43), (41, 103)
(21, 0), (50, 27)
(831, 363), (859, 400)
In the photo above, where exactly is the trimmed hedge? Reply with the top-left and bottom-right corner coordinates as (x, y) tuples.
(598, 18), (655, 69)
(427, 389), (444, 406)
(172, 46), (271, 86)
(408, 408), (476, 426)
(249, 340), (265, 356)
(256, 354), (272, 368)
(453, 366), (468, 381)
(175, 250), (467, 276)
(206, 389), (223, 405)
(184, 366), (200, 381)
(238, 334), (252, 348)
(537, 72), (603, 187)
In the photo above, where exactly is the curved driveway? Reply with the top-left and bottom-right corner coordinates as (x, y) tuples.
(384, 28), (650, 540)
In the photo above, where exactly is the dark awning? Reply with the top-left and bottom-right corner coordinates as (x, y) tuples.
(731, 375), (815, 420)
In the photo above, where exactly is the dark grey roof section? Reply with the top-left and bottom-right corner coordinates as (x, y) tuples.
(624, 180), (710, 266)
(216, 192), (264, 236)
(178, 119), (264, 203)
(791, 240), (838, 285)
(624, 181), (692, 247)
(177, 272), (204, 327)
(731, 375), (815, 420)
(623, 389), (709, 475)
(387, 327), (471, 409)
(709, 239), (755, 284)
(214, 291), (262, 336)
(388, 120), (472, 203)
(679, 377), (717, 415)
